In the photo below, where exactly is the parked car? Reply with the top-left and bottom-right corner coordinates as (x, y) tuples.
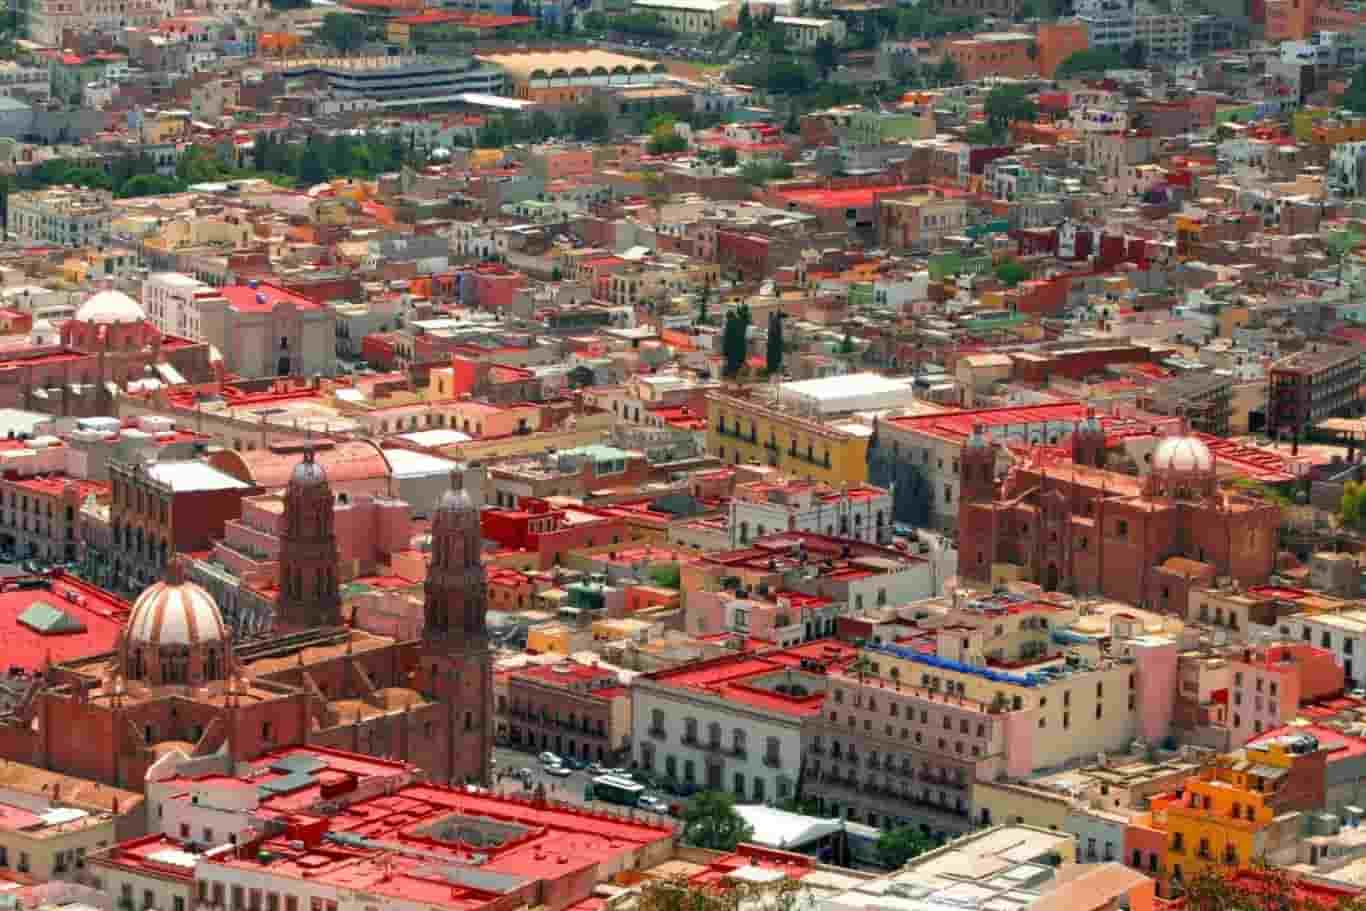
(638, 795), (670, 814)
(538, 752), (562, 766)
(586, 762), (605, 776)
(544, 763), (573, 778)
(563, 756), (587, 771)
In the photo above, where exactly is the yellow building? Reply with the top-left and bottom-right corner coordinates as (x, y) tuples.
(1149, 733), (1320, 889)
(706, 392), (871, 485)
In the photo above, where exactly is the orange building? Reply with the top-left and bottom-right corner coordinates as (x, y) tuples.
(945, 32), (1039, 80)
(1037, 20), (1088, 78)
(1266, 0), (1366, 39)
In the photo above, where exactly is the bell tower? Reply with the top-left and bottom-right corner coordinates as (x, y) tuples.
(961, 424), (999, 504)
(420, 470), (492, 785)
(275, 448), (341, 632)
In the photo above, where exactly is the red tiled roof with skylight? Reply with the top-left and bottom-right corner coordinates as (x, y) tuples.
(0, 572), (130, 673)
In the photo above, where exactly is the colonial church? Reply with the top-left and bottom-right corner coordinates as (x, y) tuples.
(952, 415), (1282, 611)
(0, 452), (492, 789)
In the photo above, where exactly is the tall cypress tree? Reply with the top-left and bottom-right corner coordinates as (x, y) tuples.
(766, 310), (783, 375)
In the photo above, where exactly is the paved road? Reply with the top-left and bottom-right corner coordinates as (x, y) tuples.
(491, 745), (678, 822)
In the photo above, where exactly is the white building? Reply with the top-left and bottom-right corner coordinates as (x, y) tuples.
(729, 479), (893, 548)
(772, 15), (847, 48)
(0, 61), (50, 100)
(632, 644), (853, 803)
(1275, 609), (1366, 688)
(9, 187), (113, 248)
(143, 272), (223, 341)
(777, 372), (918, 417)
(630, 0), (734, 33)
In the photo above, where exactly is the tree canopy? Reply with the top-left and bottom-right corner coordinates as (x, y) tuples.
(994, 260), (1030, 286)
(983, 84), (1036, 136)
(875, 826), (935, 870)
(766, 310), (784, 376)
(680, 791), (754, 851)
(722, 304), (753, 378)
(319, 12), (367, 53)
(1054, 47), (1125, 78)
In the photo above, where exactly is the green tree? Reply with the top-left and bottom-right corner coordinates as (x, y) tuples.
(994, 260), (1030, 286)
(298, 137), (329, 185)
(571, 105), (611, 141)
(1327, 228), (1363, 284)
(813, 36), (838, 79)
(983, 84), (1036, 136)
(765, 310), (783, 375)
(722, 304), (752, 378)
(319, 12), (366, 53)
(838, 332), (855, 355)
(1054, 47), (1125, 78)
(681, 791), (754, 850)
(567, 364), (595, 388)
(738, 1), (752, 33)
(648, 564), (681, 588)
(1342, 481), (1366, 532)
(933, 56), (960, 84)
(875, 826), (934, 869)
(117, 174), (184, 198)
(176, 145), (228, 185)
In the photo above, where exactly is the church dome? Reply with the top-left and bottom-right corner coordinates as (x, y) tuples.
(75, 290), (146, 325)
(1151, 435), (1214, 475)
(128, 575), (227, 649)
(290, 451), (328, 487)
(123, 559), (231, 685)
(436, 487), (473, 514)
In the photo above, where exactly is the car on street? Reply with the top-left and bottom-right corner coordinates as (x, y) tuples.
(538, 752), (561, 766)
(638, 795), (670, 813)
(544, 763), (573, 777)
(563, 756), (587, 771)
(586, 762), (604, 776)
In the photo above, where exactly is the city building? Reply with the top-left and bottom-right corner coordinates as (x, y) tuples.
(199, 283), (337, 380)
(0, 459), (491, 789)
(107, 458), (253, 592)
(944, 33), (1040, 80)
(815, 824), (1155, 911)
(190, 784), (674, 911)
(1268, 346), (1362, 442)
(10, 188), (114, 248)
(772, 16), (846, 48)
(727, 478), (892, 548)
(501, 659), (631, 762)
(707, 392), (872, 485)
(630, 0), (734, 33)
(632, 640), (859, 804)
(474, 49), (666, 104)
(0, 761), (143, 883)
(955, 423), (1281, 608)
(1142, 733), (1328, 891)
(142, 272), (225, 341)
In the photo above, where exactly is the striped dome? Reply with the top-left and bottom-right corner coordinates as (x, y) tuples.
(127, 578), (227, 648)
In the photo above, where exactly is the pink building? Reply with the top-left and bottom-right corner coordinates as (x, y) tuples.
(458, 264), (526, 312)
(213, 490), (413, 586)
(1227, 643), (1345, 747)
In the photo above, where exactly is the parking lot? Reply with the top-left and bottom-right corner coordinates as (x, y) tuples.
(491, 745), (679, 819)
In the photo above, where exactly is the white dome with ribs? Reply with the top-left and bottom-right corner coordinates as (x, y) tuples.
(127, 578), (227, 648)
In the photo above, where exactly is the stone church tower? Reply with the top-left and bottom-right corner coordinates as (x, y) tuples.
(421, 470), (493, 784)
(275, 449), (342, 632)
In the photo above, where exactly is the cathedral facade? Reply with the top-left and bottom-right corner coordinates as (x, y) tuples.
(954, 416), (1282, 611)
(0, 454), (492, 788)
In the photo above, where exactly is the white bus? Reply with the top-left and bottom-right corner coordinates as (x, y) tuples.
(590, 774), (645, 806)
